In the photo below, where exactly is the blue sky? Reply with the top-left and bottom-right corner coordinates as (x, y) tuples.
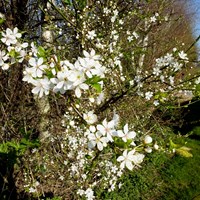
(189, 1), (200, 35)
(187, 0), (200, 58)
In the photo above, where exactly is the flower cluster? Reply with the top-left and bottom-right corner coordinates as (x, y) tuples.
(84, 115), (156, 171)
(22, 48), (105, 98)
(0, 27), (28, 70)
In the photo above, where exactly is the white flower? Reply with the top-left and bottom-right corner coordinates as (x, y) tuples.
(14, 42), (28, 52)
(127, 36), (133, 42)
(29, 187), (36, 193)
(117, 124), (136, 142)
(83, 49), (100, 61)
(111, 10), (119, 22)
(87, 30), (97, 40)
(96, 92), (105, 105)
(145, 91), (153, 100)
(74, 83), (89, 98)
(97, 119), (117, 142)
(160, 75), (165, 82)
(83, 111), (97, 124)
(195, 77), (200, 85)
(129, 80), (134, 86)
(2, 63), (10, 70)
(67, 69), (89, 97)
(153, 100), (159, 106)
(164, 53), (174, 64)
(77, 54), (105, 78)
(132, 31), (139, 39)
(1, 27), (21, 46)
(33, 181), (40, 187)
(117, 149), (136, 170)
(88, 131), (108, 151)
(132, 153), (145, 166)
(77, 189), (85, 196)
(59, 175), (64, 181)
(51, 70), (73, 94)
(42, 30), (53, 43)
(178, 51), (188, 60)
(103, 7), (110, 14)
(85, 188), (95, 200)
(112, 112), (120, 127)
(0, 50), (8, 66)
(150, 16), (157, 23)
(29, 57), (47, 78)
(23, 67), (35, 83)
(144, 135), (153, 144)
(31, 77), (50, 97)
(30, 42), (38, 56)
(153, 67), (161, 76)
(173, 62), (182, 72)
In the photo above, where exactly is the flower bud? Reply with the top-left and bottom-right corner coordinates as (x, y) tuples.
(144, 135), (153, 144)
(145, 147), (152, 153)
(154, 143), (159, 150)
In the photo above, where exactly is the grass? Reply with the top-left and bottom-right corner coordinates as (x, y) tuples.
(161, 137), (200, 200)
(99, 134), (200, 200)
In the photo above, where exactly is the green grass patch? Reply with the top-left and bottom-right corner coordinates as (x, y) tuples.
(99, 137), (200, 200)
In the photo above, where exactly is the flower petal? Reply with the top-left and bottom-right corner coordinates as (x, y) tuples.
(125, 160), (133, 170)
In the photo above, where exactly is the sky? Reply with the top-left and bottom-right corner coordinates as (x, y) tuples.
(190, 1), (200, 35)
(187, 0), (200, 58)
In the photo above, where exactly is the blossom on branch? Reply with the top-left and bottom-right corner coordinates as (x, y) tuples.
(1, 27), (21, 46)
(117, 124), (136, 142)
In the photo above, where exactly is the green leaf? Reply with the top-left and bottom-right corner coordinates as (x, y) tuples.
(0, 18), (5, 25)
(85, 75), (102, 85)
(91, 83), (102, 93)
(195, 84), (200, 96)
(85, 154), (92, 159)
(9, 49), (17, 58)
(169, 139), (179, 149)
(115, 140), (126, 149)
(77, 0), (87, 9)
(45, 69), (54, 79)
(176, 147), (193, 158)
(85, 76), (103, 93)
(63, 0), (72, 6)
(37, 46), (46, 58)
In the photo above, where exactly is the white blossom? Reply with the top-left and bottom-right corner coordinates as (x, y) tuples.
(1, 27), (21, 46)
(0, 50), (8, 66)
(88, 131), (108, 151)
(178, 51), (188, 60)
(31, 77), (50, 97)
(153, 67), (161, 76)
(83, 111), (97, 124)
(87, 30), (97, 40)
(145, 91), (153, 100)
(131, 153), (145, 166)
(117, 124), (136, 142)
(85, 188), (95, 200)
(97, 119), (117, 142)
(28, 57), (47, 78)
(117, 149), (136, 170)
